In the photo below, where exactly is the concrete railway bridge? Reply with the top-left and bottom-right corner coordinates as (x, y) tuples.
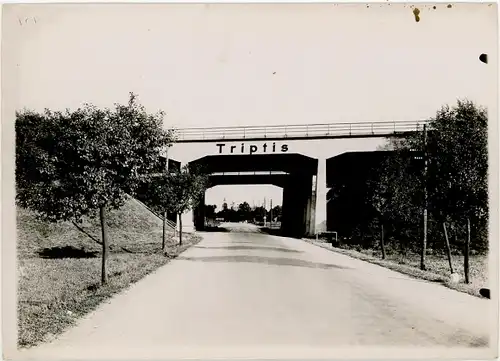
(164, 121), (428, 238)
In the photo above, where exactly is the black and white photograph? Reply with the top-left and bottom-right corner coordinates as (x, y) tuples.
(1, 2), (499, 359)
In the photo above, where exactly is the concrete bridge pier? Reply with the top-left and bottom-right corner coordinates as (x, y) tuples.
(306, 176), (317, 237)
(312, 157), (328, 235)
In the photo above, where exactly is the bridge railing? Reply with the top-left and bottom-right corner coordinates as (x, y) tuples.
(211, 171), (289, 176)
(173, 120), (428, 142)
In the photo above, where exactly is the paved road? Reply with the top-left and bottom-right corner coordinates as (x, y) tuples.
(19, 223), (495, 360)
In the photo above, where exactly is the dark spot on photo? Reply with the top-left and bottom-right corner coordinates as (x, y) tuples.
(413, 8), (421, 22)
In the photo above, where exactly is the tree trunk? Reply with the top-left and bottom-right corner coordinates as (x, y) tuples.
(99, 205), (109, 285)
(162, 211), (167, 251)
(464, 218), (471, 284)
(381, 224), (386, 260)
(443, 222), (454, 273)
(179, 213), (183, 246)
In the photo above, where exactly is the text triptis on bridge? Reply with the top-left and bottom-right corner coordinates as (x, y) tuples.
(216, 142), (289, 155)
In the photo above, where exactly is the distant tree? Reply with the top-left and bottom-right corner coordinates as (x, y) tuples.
(237, 201), (252, 221)
(271, 205), (282, 221)
(252, 206), (267, 222)
(217, 202), (232, 221)
(205, 204), (217, 219)
(16, 93), (172, 284)
(151, 165), (208, 245)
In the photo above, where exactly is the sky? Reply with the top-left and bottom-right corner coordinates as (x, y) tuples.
(4, 3), (497, 208)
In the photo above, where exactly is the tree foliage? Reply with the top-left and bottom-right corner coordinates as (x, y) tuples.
(16, 93), (173, 222)
(146, 164), (209, 244)
(214, 202), (282, 223)
(237, 202), (252, 221)
(333, 100), (488, 254)
(16, 93), (173, 283)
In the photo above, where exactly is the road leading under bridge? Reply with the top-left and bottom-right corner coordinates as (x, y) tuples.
(19, 223), (493, 360)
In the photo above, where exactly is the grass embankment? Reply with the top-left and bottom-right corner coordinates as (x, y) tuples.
(17, 196), (201, 349)
(305, 239), (488, 298)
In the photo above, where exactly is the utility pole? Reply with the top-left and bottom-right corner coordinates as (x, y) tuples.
(421, 124), (428, 271)
(263, 197), (267, 227)
(270, 199), (273, 226)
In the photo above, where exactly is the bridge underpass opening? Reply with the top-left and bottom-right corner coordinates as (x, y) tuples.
(189, 153), (320, 238)
(205, 184), (283, 225)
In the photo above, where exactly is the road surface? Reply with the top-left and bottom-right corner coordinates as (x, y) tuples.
(18, 223), (495, 360)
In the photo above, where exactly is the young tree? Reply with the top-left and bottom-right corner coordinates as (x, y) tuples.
(370, 99), (488, 275)
(371, 141), (424, 257)
(149, 165), (208, 246)
(16, 93), (173, 284)
(427, 100), (488, 280)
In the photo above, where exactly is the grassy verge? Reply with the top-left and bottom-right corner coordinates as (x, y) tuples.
(303, 239), (488, 298)
(17, 196), (202, 349)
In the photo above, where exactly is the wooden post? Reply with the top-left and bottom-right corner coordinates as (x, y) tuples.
(99, 206), (109, 285)
(443, 222), (454, 273)
(162, 211), (167, 250)
(381, 224), (386, 259)
(465, 218), (471, 284)
(420, 124), (428, 271)
(179, 213), (183, 246)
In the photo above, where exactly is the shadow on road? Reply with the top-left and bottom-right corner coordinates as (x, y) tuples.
(202, 226), (230, 233)
(176, 254), (351, 270)
(194, 245), (303, 253)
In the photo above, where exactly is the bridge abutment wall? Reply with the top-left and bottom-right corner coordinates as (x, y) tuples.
(281, 173), (313, 238)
